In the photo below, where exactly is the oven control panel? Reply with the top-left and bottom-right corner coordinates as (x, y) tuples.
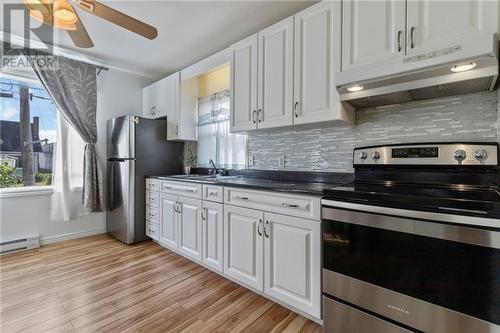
(353, 143), (498, 166)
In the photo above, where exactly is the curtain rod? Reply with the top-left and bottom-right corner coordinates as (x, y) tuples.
(3, 39), (110, 75)
(96, 66), (109, 75)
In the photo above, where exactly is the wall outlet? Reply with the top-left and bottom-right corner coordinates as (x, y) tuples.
(278, 155), (286, 168)
(248, 155), (255, 167)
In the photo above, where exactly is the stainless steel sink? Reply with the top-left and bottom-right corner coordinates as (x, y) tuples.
(165, 174), (242, 182)
(167, 174), (216, 181)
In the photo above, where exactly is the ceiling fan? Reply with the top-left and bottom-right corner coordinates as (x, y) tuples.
(23, 0), (158, 48)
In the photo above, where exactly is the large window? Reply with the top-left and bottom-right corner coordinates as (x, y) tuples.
(0, 74), (57, 188)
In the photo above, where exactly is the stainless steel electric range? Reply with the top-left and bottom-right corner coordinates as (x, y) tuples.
(321, 143), (500, 333)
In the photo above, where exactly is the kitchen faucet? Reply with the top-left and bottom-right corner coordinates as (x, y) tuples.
(209, 159), (225, 176)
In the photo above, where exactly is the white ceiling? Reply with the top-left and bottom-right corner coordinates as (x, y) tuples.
(2, 1), (316, 79)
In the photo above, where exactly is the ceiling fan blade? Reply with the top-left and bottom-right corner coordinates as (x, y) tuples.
(76, 0), (158, 40)
(67, 10), (94, 48)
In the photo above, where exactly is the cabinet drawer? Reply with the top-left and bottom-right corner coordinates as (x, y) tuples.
(224, 187), (321, 220)
(146, 191), (160, 207)
(146, 178), (160, 192)
(146, 221), (159, 241)
(203, 185), (224, 203)
(160, 180), (202, 199)
(146, 205), (159, 223)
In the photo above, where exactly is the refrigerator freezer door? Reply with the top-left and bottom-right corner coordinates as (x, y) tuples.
(107, 159), (135, 244)
(107, 116), (135, 159)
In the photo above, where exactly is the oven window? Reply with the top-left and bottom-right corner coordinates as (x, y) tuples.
(323, 219), (500, 325)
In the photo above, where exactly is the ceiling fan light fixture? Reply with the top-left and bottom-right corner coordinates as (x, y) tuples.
(23, 0), (51, 16)
(24, 0), (53, 24)
(53, 0), (78, 30)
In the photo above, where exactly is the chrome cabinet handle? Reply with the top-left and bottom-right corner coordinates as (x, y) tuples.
(208, 191), (217, 197)
(201, 207), (206, 221)
(397, 30), (402, 52)
(264, 220), (270, 238)
(235, 195), (249, 200)
(410, 26), (416, 49)
(177, 202), (182, 214)
(282, 202), (299, 208)
(257, 109), (263, 123)
(257, 219), (263, 236)
(164, 185), (172, 190)
(294, 102), (299, 118)
(185, 188), (196, 193)
(252, 110), (257, 124)
(173, 202), (178, 213)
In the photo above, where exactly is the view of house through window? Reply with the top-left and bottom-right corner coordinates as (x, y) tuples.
(0, 74), (57, 188)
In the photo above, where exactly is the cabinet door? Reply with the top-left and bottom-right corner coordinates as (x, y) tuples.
(167, 72), (180, 140)
(263, 212), (321, 319)
(202, 201), (223, 273)
(230, 34), (258, 132)
(178, 196), (202, 262)
(223, 205), (264, 291)
(342, 0), (406, 70)
(257, 16), (294, 129)
(154, 78), (167, 118)
(294, 1), (339, 125)
(142, 84), (154, 119)
(159, 193), (178, 250)
(406, 0), (499, 55)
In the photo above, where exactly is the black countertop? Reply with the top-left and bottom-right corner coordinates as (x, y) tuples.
(148, 170), (354, 196)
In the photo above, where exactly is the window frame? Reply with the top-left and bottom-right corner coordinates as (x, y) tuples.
(0, 71), (57, 196)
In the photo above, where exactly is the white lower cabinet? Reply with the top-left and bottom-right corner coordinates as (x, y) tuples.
(178, 196), (202, 262)
(201, 201), (224, 273)
(223, 205), (264, 291)
(223, 204), (321, 319)
(263, 212), (321, 319)
(152, 181), (321, 320)
(159, 193), (178, 249)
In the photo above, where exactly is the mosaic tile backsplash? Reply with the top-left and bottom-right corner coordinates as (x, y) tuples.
(247, 90), (500, 172)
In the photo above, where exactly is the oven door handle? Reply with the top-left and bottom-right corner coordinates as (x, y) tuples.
(322, 206), (500, 250)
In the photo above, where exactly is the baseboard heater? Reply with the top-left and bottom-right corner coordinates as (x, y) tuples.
(0, 236), (40, 254)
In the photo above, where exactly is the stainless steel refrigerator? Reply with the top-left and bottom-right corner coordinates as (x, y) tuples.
(106, 115), (182, 244)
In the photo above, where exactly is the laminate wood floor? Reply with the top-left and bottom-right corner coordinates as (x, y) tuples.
(0, 234), (322, 333)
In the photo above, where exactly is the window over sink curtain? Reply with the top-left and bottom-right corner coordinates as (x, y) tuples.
(197, 90), (247, 169)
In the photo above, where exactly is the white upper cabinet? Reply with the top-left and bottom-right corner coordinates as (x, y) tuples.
(340, 0), (499, 72)
(166, 72), (181, 140)
(177, 196), (202, 262)
(406, 0), (499, 55)
(342, 0), (406, 70)
(141, 71), (196, 142)
(257, 16), (294, 129)
(294, 1), (349, 125)
(263, 212), (321, 319)
(230, 34), (258, 132)
(230, 3), (354, 133)
(142, 78), (167, 119)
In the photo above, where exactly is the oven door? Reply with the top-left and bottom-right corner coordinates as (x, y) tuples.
(322, 205), (500, 333)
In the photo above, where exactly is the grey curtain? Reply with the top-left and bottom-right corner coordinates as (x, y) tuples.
(23, 49), (103, 212)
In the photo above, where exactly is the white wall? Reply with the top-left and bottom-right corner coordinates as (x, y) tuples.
(0, 68), (152, 244)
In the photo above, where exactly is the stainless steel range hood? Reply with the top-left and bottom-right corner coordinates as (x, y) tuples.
(336, 34), (499, 109)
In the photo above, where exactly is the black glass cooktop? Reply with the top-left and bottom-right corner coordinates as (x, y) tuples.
(323, 181), (500, 219)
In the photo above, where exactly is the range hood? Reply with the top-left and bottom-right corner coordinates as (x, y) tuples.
(336, 34), (499, 109)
